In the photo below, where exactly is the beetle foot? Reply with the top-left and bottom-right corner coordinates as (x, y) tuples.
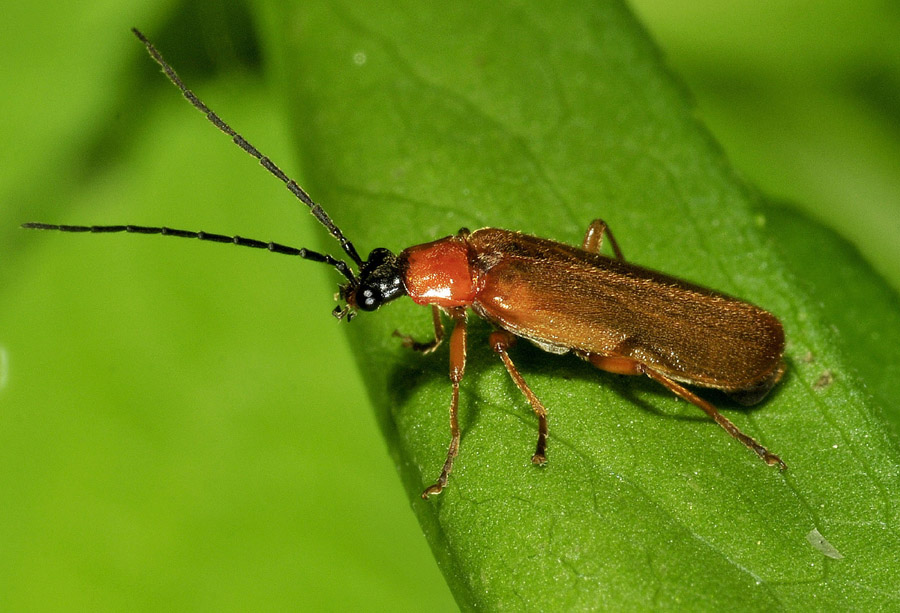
(421, 482), (445, 499)
(762, 450), (787, 471)
(393, 329), (440, 354)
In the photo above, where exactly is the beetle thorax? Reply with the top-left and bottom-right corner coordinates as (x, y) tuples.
(400, 234), (478, 308)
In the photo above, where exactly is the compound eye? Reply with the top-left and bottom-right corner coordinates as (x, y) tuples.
(357, 286), (382, 311)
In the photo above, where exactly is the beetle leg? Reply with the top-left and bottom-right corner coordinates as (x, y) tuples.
(584, 353), (786, 469)
(640, 366), (787, 470)
(582, 353), (643, 375)
(422, 307), (468, 498)
(489, 330), (549, 464)
(582, 219), (625, 261)
(393, 305), (444, 354)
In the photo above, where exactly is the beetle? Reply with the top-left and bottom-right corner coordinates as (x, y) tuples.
(24, 29), (786, 499)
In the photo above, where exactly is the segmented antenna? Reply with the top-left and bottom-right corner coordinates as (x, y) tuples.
(22, 223), (357, 281)
(129, 27), (363, 267)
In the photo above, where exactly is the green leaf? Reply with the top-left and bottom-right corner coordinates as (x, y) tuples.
(5, 2), (897, 610)
(263, 1), (900, 609)
(759, 203), (900, 433)
(630, 0), (900, 294)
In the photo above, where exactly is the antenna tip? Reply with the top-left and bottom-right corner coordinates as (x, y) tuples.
(22, 222), (62, 231)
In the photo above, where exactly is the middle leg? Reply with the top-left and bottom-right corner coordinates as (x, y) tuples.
(490, 330), (549, 465)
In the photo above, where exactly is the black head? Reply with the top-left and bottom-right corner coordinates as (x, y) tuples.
(336, 248), (406, 319)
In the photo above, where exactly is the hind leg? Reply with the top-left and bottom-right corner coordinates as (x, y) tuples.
(582, 219), (625, 261)
(584, 353), (786, 469)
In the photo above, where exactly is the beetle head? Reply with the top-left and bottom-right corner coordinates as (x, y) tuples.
(335, 247), (406, 320)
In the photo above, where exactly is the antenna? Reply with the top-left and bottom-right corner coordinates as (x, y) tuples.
(21, 223), (356, 281)
(23, 29), (368, 286)
(129, 28), (362, 267)
(128, 28), (363, 267)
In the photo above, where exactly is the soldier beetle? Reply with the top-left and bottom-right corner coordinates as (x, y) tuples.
(24, 29), (786, 499)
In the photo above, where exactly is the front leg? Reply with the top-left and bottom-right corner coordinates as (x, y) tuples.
(421, 307), (467, 498)
(393, 305), (444, 354)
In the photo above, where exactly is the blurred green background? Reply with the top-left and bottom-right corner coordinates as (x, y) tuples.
(1, 1), (897, 610)
(0, 2), (454, 610)
(631, 0), (900, 292)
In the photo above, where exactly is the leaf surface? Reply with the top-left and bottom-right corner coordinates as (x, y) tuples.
(265, 2), (900, 609)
